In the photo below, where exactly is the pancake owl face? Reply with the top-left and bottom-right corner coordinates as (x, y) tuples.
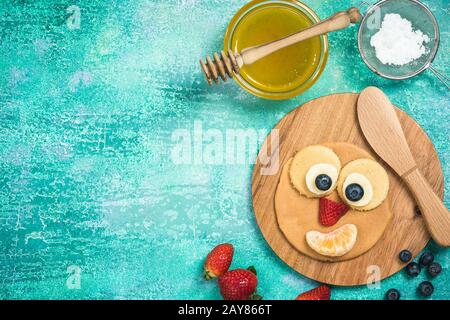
(275, 142), (392, 262)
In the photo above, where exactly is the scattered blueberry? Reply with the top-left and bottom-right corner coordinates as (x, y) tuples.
(419, 252), (434, 266)
(405, 262), (421, 277)
(399, 250), (412, 263)
(427, 262), (442, 277)
(385, 288), (400, 300)
(418, 281), (434, 297)
(345, 183), (364, 202)
(315, 174), (332, 191)
(414, 206), (421, 216)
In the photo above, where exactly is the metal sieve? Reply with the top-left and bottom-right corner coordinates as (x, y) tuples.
(357, 0), (448, 88)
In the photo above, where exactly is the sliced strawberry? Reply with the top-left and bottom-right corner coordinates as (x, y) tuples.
(204, 243), (234, 280)
(319, 197), (349, 226)
(296, 285), (331, 300)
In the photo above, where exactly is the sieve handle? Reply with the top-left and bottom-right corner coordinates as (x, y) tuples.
(429, 65), (450, 90)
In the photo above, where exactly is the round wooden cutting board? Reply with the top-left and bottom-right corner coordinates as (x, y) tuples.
(252, 93), (444, 286)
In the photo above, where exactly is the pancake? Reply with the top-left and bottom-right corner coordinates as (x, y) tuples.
(275, 142), (392, 262)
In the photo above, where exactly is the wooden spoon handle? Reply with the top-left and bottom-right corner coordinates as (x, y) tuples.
(237, 7), (361, 66)
(403, 168), (450, 247)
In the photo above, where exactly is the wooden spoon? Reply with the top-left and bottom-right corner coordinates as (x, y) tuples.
(200, 7), (361, 84)
(357, 86), (450, 247)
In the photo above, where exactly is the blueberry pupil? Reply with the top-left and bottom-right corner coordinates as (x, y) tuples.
(315, 174), (332, 191)
(345, 183), (364, 201)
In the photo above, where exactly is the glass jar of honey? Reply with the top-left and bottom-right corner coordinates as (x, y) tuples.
(224, 0), (328, 100)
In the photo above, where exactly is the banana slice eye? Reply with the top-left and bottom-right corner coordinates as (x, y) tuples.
(289, 145), (341, 198)
(305, 163), (339, 196)
(342, 173), (373, 207)
(337, 158), (389, 211)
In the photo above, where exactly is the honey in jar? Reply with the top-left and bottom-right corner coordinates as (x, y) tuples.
(224, 0), (328, 99)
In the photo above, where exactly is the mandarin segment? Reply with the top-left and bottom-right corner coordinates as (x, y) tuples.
(306, 224), (357, 257)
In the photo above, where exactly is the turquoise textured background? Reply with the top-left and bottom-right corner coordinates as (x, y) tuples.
(0, 0), (448, 299)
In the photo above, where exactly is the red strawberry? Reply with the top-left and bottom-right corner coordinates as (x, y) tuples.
(319, 197), (349, 226)
(296, 285), (331, 300)
(204, 243), (234, 280)
(218, 267), (261, 300)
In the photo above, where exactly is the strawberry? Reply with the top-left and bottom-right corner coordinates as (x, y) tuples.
(296, 285), (331, 300)
(204, 243), (234, 280)
(218, 267), (261, 300)
(319, 197), (349, 226)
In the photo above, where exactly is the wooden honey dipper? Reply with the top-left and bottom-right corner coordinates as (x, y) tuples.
(200, 7), (361, 85)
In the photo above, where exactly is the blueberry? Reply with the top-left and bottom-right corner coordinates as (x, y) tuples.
(315, 174), (332, 191)
(405, 262), (421, 277)
(419, 252), (434, 266)
(418, 281), (434, 297)
(427, 262), (442, 277)
(399, 250), (412, 263)
(345, 183), (364, 202)
(385, 288), (400, 300)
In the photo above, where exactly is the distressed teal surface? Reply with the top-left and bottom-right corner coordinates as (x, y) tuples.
(0, 0), (448, 300)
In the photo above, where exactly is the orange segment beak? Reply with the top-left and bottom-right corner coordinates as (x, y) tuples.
(319, 197), (350, 227)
